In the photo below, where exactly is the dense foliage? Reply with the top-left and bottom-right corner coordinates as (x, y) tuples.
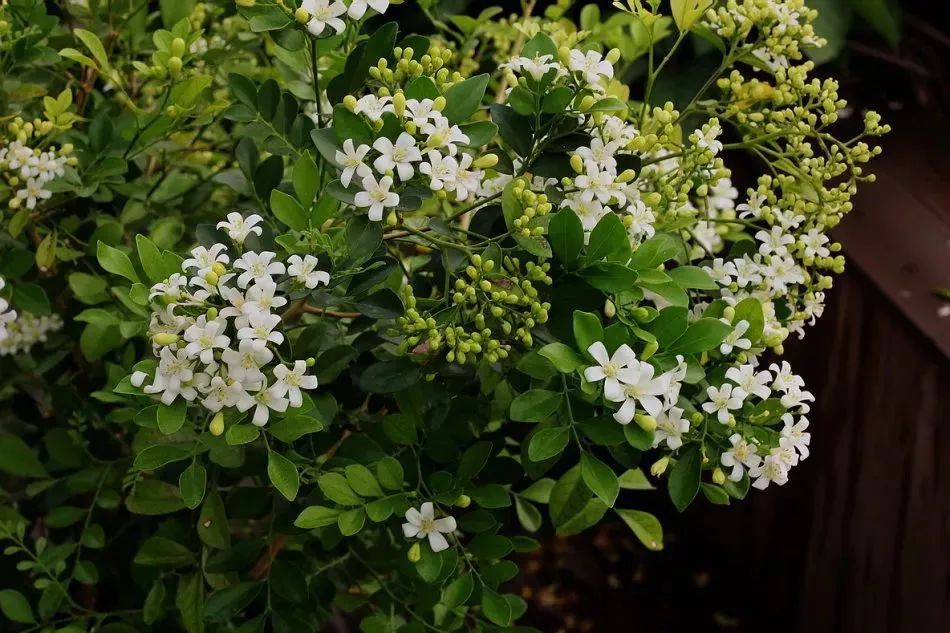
(0, 1), (887, 631)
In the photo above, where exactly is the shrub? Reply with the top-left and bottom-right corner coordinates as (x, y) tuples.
(0, 1), (887, 631)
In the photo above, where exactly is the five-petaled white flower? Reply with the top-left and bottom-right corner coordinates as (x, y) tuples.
(273, 361), (319, 408)
(217, 212), (263, 244)
(781, 414), (811, 459)
(222, 338), (273, 385)
(568, 49), (614, 84)
(184, 316), (231, 365)
(612, 360), (669, 424)
(725, 364), (772, 399)
(354, 174), (399, 221)
(720, 433), (762, 482)
(702, 383), (747, 424)
(373, 132), (422, 181)
(652, 407), (689, 450)
(238, 311), (285, 346)
(402, 502), (457, 553)
(240, 383), (289, 427)
(719, 319), (752, 355)
(583, 342), (637, 403)
(287, 254), (330, 289)
(749, 453), (789, 490)
(234, 251), (285, 288)
(300, 0), (346, 35)
(335, 139), (372, 187)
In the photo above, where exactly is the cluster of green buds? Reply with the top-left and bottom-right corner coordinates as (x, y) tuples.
(396, 254), (552, 365)
(508, 178), (554, 239)
(368, 44), (465, 92)
(628, 102), (681, 154)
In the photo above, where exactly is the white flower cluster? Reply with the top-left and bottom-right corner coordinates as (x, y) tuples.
(336, 95), (491, 220)
(298, 0), (391, 37)
(131, 213), (325, 426)
(707, 0), (822, 65)
(0, 277), (63, 357)
(583, 341), (686, 431)
(706, 359), (812, 490)
(0, 140), (69, 210)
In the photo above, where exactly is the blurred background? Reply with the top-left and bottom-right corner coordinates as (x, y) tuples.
(464, 0), (950, 630)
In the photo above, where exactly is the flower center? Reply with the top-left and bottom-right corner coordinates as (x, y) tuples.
(603, 362), (618, 378)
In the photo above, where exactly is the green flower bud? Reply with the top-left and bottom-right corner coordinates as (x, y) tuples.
(408, 542), (422, 562)
(209, 412), (225, 436)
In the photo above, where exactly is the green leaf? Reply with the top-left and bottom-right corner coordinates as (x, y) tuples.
(581, 453), (619, 507)
(624, 422), (654, 450)
(538, 342), (585, 373)
(198, 490), (230, 550)
(548, 207), (584, 268)
(134, 536), (195, 567)
(733, 297), (765, 344)
(579, 262), (639, 293)
(668, 265), (716, 289)
(126, 480), (184, 515)
(293, 153), (319, 206)
(175, 573), (204, 633)
(376, 457), (404, 491)
(143, 580), (166, 625)
(179, 462), (207, 510)
(521, 32), (558, 59)
(383, 413), (417, 445)
(618, 468), (654, 490)
(73, 28), (111, 71)
(481, 589), (512, 627)
(270, 189), (308, 231)
(520, 478), (556, 503)
(616, 509), (664, 550)
(97, 242), (140, 283)
(851, 0), (901, 48)
(701, 483), (731, 505)
(441, 74), (490, 123)
(0, 432), (48, 478)
(442, 573), (474, 610)
(267, 452), (299, 501)
(670, 0), (714, 31)
(133, 445), (191, 471)
(345, 464), (384, 497)
(0, 590), (36, 624)
(295, 506), (341, 529)
(337, 508), (366, 536)
(629, 233), (679, 269)
(648, 306), (689, 347)
(136, 235), (171, 284)
(666, 318), (732, 355)
(225, 425), (260, 446)
(510, 389), (561, 422)
(515, 497), (543, 532)
(586, 213), (629, 263)
(573, 310), (604, 354)
(457, 441), (493, 481)
(157, 400), (187, 435)
(318, 472), (362, 506)
(470, 484), (511, 508)
(668, 445), (702, 512)
(360, 359), (420, 393)
(528, 427), (570, 461)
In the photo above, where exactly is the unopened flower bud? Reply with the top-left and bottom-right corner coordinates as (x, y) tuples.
(473, 154), (498, 169)
(206, 307), (219, 320)
(168, 56), (182, 78)
(294, 8), (310, 23)
(209, 412), (225, 436)
(393, 91), (406, 118)
(343, 95), (358, 111)
(171, 38), (186, 58)
(578, 95), (596, 111)
(455, 494), (471, 508)
(650, 456), (670, 477)
(408, 542), (422, 562)
(606, 48), (621, 64)
(604, 299), (616, 319)
(432, 96), (446, 111)
(152, 333), (179, 346)
(634, 413), (656, 432)
(570, 154), (584, 173)
(712, 468), (726, 486)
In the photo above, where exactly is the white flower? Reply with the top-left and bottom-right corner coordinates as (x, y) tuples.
(506, 53), (560, 81)
(222, 338), (273, 385)
(346, 0), (389, 20)
(612, 360), (669, 424)
(183, 244), (230, 276)
(238, 311), (285, 346)
(719, 320), (752, 355)
(149, 273), (188, 302)
(354, 174), (399, 221)
(769, 361), (804, 392)
(756, 226), (795, 256)
(183, 316), (230, 365)
(354, 94), (394, 122)
(652, 407), (689, 450)
(574, 163), (622, 205)
(720, 433), (762, 482)
(421, 114), (469, 156)
(418, 150), (457, 192)
(243, 279), (288, 314)
(562, 195), (609, 234)
(402, 502), (457, 553)
(779, 386), (814, 413)
(372, 132), (422, 181)
(335, 139), (372, 188)
(781, 414), (811, 459)
(220, 286), (251, 328)
(272, 360), (319, 408)
(583, 342), (637, 403)
(702, 383), (747, 424)
(202, 376), (255, 413)
(300, 0), (346, 35)
(749, 453), (789, 490)
(694, 123), (723, 155)
(404, 99), (439, 127)
(573, 138), (619, 171)
(704, 258), (737, 285)
(737, 192), (767, 219)
(725, 364), (772, 400)
(241, 383), (290, 427)
(216, 213), (263, 244)
(449, 153), (483, 202)
(234, 251), (285, 288)
(16, 178), (52, 209)
(732, 255), (764, 287)
(287, 254), (330, 289)
(625, 200), (656, 241)
(800, 229), (830, 259)
(568, 49), (614, 84)
(144, 347), (197, 405)
(709, 177), (738, 212)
